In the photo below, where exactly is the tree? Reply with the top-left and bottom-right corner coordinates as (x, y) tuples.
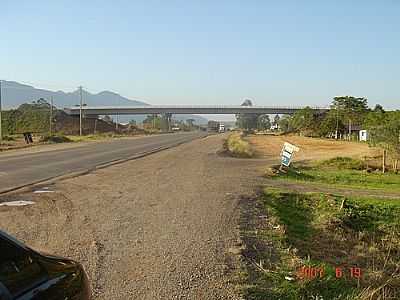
(332, 96), (369, 139)
(365, 110), (400, 172)
(143, 114), (161, 129)
(14, 100), (52, 133)
(373, 104), (385, 113)
(278, 115), (291, 132)
(236, 99), (258, 130)
(186, 118), (195, 129)
(273, 114), (280, 126)
(257, 114), (271, 130)
(318, 109), (345, 138)
(290, 107), (320, 136)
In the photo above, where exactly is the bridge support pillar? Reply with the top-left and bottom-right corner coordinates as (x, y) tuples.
(161, 113), (172, 132)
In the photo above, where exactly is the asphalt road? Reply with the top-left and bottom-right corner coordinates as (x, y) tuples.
(0, 132), (207, 193)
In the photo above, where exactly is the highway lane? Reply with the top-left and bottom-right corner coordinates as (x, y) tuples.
(0, 132), (207, 193)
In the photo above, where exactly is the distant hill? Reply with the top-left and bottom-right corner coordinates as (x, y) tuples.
(1, 81), (146, 108)
(1, 81), (208, 124)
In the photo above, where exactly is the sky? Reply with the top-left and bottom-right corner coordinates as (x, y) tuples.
(1, 0), (400, 117)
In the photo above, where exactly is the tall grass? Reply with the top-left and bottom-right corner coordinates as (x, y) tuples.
(273, 157), (400, 192)
(225, 133), (254, 158)
(241, 189), (400, 300)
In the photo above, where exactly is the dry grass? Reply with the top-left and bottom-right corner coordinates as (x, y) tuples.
(247, 134), (379, 162)
(225, 133), (254, 158)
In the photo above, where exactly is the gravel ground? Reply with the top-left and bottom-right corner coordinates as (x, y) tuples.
(0, 134), (265, 299)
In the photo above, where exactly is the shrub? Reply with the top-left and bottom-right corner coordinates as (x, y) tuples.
(2, 136), (15, 141)
(319, 157), (364, 170)
(225, 133), (254, 158)
(40, 134), (72, 143)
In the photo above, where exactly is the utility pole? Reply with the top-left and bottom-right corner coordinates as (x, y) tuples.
(348, 119), (352, 141)
(79, 86), (83, 136)
(382, 149), (386, 174)
(49, 96), (54, 135)
(335, 106), (339, 139)
(0, 80), (2, 142)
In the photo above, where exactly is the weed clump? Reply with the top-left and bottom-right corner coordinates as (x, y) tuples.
(319, 157), (364, 170)
(2, 136), (16, 141)
(224, 133), (254, 158)
(40, 134), (72, 143)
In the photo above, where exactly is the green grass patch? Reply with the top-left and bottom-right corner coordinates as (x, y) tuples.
(318, 156), (365, 170)
(241, 189), (400, 300)
(273, 157), (400, 192)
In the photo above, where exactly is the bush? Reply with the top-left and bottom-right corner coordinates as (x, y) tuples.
(319, 157), (364, 170)
(2, 136), (15, 141)
(225, 133), (254, 158)
(40, 134), (72, 143)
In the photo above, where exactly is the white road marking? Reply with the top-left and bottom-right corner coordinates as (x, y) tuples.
(0, 201), (35, 207)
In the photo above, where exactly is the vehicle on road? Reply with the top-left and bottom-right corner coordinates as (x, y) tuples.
(219, 124), (225, 133)
(207, 120), (220, 132)
(0, 230), (90, 300)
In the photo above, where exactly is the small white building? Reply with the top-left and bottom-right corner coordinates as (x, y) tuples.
(359, 130), (368, 141)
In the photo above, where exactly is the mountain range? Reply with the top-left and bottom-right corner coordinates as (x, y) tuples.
(0, 81), (208, 124)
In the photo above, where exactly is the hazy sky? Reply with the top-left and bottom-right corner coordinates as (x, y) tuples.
(1, 1), (400, 110)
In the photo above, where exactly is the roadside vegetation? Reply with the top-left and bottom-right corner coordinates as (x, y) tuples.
(66, 133), (130, 142)
(39, 134), (72, 143)
(0, 99), (186, 151)
(0, 99), (204, 152)
(277, 98), (400, 173)
(235, 97), (400, 173)
(271, 157), (400, 193)
(224, 133), (254, 158)
(240, 188), (400, 300)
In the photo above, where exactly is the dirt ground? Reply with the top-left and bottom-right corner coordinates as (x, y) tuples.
(0, 134), (265, 300)
(0, 134), (387, 299)
(248, 134), (379, 162)
(247, 134), (400, 199)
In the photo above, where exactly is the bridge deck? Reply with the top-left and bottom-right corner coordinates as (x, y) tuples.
(64, 105), (329, 115)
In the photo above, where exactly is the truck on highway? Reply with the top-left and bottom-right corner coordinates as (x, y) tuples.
(207, 121), (220, 132)
(218, 124), (225, 133)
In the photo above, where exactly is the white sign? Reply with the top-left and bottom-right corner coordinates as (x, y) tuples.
(280, 142), (300, 167)
(283, 142), (300, 154)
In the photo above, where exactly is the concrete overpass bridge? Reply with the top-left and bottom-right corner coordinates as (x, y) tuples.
(64, 105), (329, 131)
(64, 105), (328, 116)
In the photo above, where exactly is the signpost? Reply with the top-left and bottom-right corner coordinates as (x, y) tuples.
(280, 142), (300, 168)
